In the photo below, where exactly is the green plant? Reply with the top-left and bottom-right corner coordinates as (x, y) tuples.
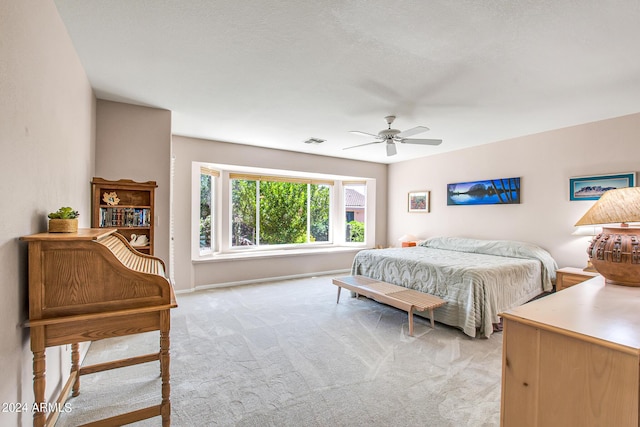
(348, 220), (364, 242)
(48, 206), (79, 219)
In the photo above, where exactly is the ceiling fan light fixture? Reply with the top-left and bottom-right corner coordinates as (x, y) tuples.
(386, 141), (397, 156)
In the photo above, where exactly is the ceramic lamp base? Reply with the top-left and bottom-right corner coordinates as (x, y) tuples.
(588, 226), (640, 287)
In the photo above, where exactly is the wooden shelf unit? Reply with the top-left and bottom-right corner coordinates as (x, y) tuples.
(91, 177), (157, 254)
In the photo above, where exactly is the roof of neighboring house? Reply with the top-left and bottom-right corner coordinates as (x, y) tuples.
(345, 188), (365, 208)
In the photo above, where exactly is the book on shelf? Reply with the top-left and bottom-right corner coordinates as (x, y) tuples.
(100, 207), (150, 228)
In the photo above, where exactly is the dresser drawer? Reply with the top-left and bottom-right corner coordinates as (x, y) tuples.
(556, 267), (599, 291)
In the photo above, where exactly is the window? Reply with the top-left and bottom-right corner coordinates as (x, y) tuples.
(199, 167), (218, 254)
(344, 183), (366, 243)
(309, 183), (330, 242)
(193, 163), (374, 258)
(230, 174), (331, 247)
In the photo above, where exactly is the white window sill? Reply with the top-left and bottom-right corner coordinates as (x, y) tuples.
(193, 245), (369, 263)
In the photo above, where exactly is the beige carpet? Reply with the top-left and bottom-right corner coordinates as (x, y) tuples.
(55, 275), (503, 426)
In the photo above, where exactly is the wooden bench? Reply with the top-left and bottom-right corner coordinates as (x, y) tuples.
(332, 275), (446, 336)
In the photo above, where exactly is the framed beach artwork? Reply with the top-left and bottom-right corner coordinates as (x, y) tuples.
(569, 172), (635, 201)
(408, 191), (430, 212)
(447, 177), (521, 206)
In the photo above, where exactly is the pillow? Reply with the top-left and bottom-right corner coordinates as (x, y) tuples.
(420, 236), (558, 290)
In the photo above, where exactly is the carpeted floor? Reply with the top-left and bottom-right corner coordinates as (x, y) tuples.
(55, 275), (503, 426)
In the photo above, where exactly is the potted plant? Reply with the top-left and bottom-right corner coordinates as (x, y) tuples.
(48, 207), (79, 233)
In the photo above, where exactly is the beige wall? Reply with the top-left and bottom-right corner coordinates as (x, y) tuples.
(172, 135), (388, 291)
(0, 0), (95, 424)
(387, 113), (640, 268)
(95, 100), (172, 269)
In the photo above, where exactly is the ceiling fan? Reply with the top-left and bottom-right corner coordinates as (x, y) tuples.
(344, 115), (442, 156)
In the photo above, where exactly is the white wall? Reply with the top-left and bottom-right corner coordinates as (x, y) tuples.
(172, 135), (388, 291)
(0, 1), (95, 424)
(95, 100), (172, 269)
(387, 113), (640, 268)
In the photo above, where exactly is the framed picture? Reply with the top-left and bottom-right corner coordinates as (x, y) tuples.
(569, 172), (635, 201)
(408, 191), (430, 212)
(447, 177), (520, 205)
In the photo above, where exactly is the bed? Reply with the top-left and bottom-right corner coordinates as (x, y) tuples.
(350, 236), (557, 338)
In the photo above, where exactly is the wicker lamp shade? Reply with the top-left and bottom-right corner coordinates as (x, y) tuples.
(574, 187), (640, 287)
(575, 187), (640, 226)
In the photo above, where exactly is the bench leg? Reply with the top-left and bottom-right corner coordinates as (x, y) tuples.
(408, 307), (414, 336)
(336, 286), (342, 303)
(429, 309), (435, 329)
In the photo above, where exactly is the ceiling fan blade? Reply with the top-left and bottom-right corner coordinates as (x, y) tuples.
(397, 126), (430, 138)
(400, 138), (443, 146)
(343, 141), (382, 150)
(349, 130), (380, 138)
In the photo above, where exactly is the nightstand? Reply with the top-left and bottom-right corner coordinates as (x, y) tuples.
(401, 241), (417, 247)
(555, 267), (599, 291)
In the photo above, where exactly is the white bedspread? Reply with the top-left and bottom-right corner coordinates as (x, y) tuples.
(350, 237), (557, 338)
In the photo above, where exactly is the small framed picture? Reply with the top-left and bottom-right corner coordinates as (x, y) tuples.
(408, 191), (430, 213)
(569, 172), (635, 201)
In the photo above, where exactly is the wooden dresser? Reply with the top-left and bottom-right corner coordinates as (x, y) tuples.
(21, 228), (177, 427)
(500, 276), (640, 427)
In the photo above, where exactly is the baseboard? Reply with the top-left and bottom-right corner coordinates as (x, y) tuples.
(177, 269), (351, 294)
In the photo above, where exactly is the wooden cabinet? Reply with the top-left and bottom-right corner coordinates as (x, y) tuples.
(500, 277), (640, 427)
(555, 266), (599, 291)
(91, 177), (157, 254)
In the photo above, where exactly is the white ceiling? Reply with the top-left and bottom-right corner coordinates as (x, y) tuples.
(54, 0), (640, 164)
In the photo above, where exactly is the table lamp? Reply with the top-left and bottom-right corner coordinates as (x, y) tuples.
(398, 234), (417, 247)
(574, 187), (640, 286)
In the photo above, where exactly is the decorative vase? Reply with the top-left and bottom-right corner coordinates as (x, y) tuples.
(48, 218), (78, 233)
(587, 226), (640, 286)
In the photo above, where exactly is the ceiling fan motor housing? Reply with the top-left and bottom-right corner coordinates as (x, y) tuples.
(379, 129), (401, 139)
